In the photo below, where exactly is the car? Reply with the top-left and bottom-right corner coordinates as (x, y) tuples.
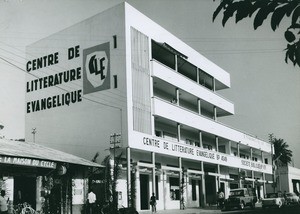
(223, 188), (257, 211)
(285, 192), (300, 205)
(262, 192), (285, 209)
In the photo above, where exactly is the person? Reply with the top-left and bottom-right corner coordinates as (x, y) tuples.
(150, 193), (156, 213)
(0, 190), (8, 214)
(87, 189), (96, 214)
(217, 188), (225, 209)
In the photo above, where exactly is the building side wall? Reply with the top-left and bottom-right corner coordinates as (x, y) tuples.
(25, 4), (128, 161)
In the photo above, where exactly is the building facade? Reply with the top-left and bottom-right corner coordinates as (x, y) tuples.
(25, 3), (273, 211)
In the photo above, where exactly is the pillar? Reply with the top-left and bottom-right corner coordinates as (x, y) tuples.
(197, 99), (201, 115)
(176, 88), (180, 106)
(177, 123), (181, 142)
(201, 161), (206, 207)
(213, 106), (217, 121)
(127, 147), (131, 207)
(237, 142), (240, 157)
(152, 152), (156, 195)
(215, 136), (219, 152)
(199, 131), (203, 148)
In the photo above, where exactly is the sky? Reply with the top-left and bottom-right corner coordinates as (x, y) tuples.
(0, 0), (299, 166)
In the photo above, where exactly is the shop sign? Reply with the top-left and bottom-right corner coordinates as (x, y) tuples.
(0, 155), (56, 169)
(131, 131), (272, 174)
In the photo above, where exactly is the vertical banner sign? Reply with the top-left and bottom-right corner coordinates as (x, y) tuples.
(83, 42), (110, 94)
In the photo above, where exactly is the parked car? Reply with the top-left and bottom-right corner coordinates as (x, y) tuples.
(262, 192), (285, 209)
(223, 188), (257, 210)
(285, 192), (300, 205)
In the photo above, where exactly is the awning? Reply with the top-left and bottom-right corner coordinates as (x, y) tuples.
(0, 138), (103, 169)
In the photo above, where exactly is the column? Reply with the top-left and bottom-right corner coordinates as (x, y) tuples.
(250, 147), (253, 160)
(228, 141), (232, 155)
(175, 55), (178, 72)
(177, 123), (181, 142)
(238, 168), (242, 188)
(215, 136), (219, 152)
(152, 152), (156, 195)
(197, 99), (201, 115)
(176, 88), (180, 106)
(201, 161), (206, 207)
(127, 148), (131, 207)
(237, 142), (240, 157)
(213, 106), (217, 121)
(261, 151), (264, 163)
(179, 157), (183, 209)
(262, 173), (266, 198)
(213, 78), (216, 92)
(199, 131), (203, 148)
(217, 164), (221, 190)
(136, 167), (141, 211)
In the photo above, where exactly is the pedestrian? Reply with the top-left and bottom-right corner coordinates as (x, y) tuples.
(0, 190), (8, 214)
(217, 188), (225, 209)
(150, 192), (156, 213)
(87, 189), (96, 214)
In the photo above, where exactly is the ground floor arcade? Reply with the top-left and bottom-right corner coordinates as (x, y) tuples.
(115, 148), (273, 211)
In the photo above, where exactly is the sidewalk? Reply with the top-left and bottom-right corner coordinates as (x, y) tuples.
(138, 207), (220, 214)
(138, 202), (262, 214)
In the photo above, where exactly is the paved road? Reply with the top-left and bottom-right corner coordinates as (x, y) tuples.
(139, 204), (300, 214)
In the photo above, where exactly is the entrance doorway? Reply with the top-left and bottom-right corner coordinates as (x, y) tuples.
(140, 174), (149, 210)
(14, 176), (36, 208)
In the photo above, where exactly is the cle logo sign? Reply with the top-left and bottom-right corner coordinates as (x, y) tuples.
(83, 43), (110, 94)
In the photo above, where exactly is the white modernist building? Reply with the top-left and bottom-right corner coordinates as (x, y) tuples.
(25, 3), (273, 211)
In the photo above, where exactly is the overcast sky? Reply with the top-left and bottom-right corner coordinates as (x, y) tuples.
(0, 0), (299, 166)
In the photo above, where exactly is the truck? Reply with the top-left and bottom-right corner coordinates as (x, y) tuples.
(223, 188), (257, 210)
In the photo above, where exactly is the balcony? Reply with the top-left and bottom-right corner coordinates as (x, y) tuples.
(151, 60), (234, 117)
(152, 97), (271, 154)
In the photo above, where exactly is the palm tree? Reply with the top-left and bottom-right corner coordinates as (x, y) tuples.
(213, 0), (300, 67)
(269, 134), (293, 166)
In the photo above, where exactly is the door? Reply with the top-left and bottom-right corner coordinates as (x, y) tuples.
(14, 176), (36, 208)
(140, 174), (149, 210)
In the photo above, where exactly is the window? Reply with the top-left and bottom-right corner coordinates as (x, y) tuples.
(169, 177), (180, 200)
(155, 130), (162, 137)
(192, 179), (197, 201)
(113, 75), (118, 88)
(203, 144), (213, 150)
(113, 35), (117, 48)
(252, 157), (258, 162)
(264, 158), (268, 164)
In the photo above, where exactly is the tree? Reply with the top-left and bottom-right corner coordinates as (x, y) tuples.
(269, 133), (293, 166)
(213, 0), (300, 67)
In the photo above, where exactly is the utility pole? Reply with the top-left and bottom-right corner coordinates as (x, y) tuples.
(110, 133), (121, 210)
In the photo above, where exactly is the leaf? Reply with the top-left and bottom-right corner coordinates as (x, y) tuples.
(285, 44), (296, 64)
(295, 41), (300, 67)
(291, 5), (300, 25)
(222, 1), (240, 26)
(254, 2), (278, 29)
(250, 0), (269, 17)
(271, 3), (289, 31)
(213, 0), (232, 22)
(235, 0), (254, 23)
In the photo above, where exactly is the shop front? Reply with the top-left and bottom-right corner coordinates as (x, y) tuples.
(0, 138), (102, 214)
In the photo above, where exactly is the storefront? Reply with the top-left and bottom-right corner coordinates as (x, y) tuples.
(0, 138), (102, 214)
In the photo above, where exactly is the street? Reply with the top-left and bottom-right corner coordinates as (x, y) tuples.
(139, 205), (300, 214)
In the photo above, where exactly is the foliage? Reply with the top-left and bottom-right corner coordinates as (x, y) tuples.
(101, 153), (123, 212)
(213, 0), (300, 67)
(272, 137), (293, 166)
(269, 133), (293, 166)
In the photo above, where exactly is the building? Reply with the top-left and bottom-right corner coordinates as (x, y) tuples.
(276, 166), (300, 195)
(0, 138), (102, 214)
(25, 2), (273, 211)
